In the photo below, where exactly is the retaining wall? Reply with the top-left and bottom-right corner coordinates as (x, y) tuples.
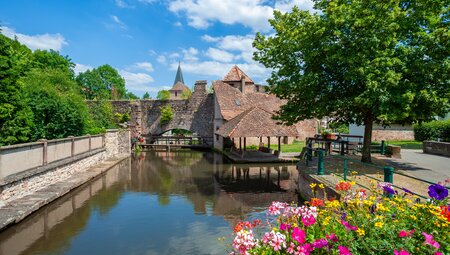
(423, 141), (450, 157)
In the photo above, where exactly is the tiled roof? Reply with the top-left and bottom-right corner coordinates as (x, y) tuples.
(215, 106), (298, 138)
(213, 80), (284, 120)
(170, 81), (189, 91)
(223, 66), (254, 83)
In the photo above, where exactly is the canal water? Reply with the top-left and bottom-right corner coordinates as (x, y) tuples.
(0, 151), (300, 255)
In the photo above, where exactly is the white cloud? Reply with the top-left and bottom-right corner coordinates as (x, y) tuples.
(205, 47), (236, 63)
(157, 55), (167, 64)
(275, 0), (315, 12)
(129, 62), (154, 72)
(201, 34), (255, 62)
(0, 26), (67, 51)
(73, 63), (93, 74)
(119, 70), (155, 92)
(110, 15), (127, 29)
(182, 47), (199, 62)
(168, 0), (273, 31)
(174, 21), (183, 27)
(138, 0), (156, 4)
(168, 0), (315, 32)
(115, 0), (135, 8)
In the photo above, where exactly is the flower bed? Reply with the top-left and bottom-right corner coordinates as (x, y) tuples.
(230, 180), (449, 255)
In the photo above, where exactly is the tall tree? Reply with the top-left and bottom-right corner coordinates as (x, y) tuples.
(31, 49), (75, 78)
(76, 64), (126, 100)
(0, 34), (34, 145)
(143, 92), (150, 99)
(254, 0), (449, 162)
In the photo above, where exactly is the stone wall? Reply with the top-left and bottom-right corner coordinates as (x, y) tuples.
(0, 130), (130, 207)
(372, 130), (415, 141)
(110, 81), (214, 141)
(423, 141), (450, 157)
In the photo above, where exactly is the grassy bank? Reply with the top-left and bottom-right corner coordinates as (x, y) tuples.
(373, 140), (422, 149)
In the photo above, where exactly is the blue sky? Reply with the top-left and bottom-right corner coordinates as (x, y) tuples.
(0, 0), (314, 97)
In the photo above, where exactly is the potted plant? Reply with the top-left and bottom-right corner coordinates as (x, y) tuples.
(321, 128), (336, 140)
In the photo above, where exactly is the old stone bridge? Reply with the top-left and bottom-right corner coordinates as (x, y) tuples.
(110, 81), (214, 141)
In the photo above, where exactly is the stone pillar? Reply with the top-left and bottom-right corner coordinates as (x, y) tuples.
(38, 139), (48, 166)
(68, 136), (75, 157)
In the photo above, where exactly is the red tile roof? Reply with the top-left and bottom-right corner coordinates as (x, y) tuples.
(169, 81), (190, 91)
(223, 66), (254, 83)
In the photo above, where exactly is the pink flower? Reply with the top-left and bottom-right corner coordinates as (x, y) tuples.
(287, 242), (296, 254)
(302, 215), (316, 227)
(338, 246), (352, 255)
(422, 232), (440, 249)
(280, 223), (291, 231)
(394, 249), (410, 255)
(434, 252), (443, 255)
(312, 238), (328, 249)
(341, 220), (358, 231)
(326, 233), (338, 242)
(398, 229), (415, 237)
(295, 243), (312, 255)
(292, 227), (306, 244)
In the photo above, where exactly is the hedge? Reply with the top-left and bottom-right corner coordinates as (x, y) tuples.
(414, 119), (450, 142)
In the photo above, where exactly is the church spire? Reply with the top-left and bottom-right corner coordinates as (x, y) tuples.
(173, 62), (185, 85)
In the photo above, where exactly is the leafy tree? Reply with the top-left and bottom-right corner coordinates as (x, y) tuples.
(124, 91), (139, 100)
(87, 100), (116, 133)
(254, 0), (449, 162)
(22, 69), (91, 140)
(157, 90), (170, 101)
(143, 92), (150, 99)
(181, 88), (192, 100)
(76, 64), (126, 100)
(0, 34), (34, 145)
(31, 49), (75, 78)
(160, 104), (173, 125)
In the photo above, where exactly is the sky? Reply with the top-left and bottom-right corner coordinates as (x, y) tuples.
(0, 0), (315, 97)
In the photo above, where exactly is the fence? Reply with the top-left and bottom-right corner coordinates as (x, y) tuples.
(0, 135), (105, 181)
(303, 146), (449, 199)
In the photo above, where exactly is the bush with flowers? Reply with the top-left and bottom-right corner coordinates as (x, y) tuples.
(230, 179), (450, 255)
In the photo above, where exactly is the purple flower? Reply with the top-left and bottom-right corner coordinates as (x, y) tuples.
(383, 185), (395, 195)
(326, 233), (338, 243)
(428, 184), (449, 200)
(312, 238), (328, 249)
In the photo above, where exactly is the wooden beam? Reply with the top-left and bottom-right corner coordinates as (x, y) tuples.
(239, 137), (242, 151)
(267, 137), (271, 149)
(244, 137), (247, 151)
(278, 136), (281, 152)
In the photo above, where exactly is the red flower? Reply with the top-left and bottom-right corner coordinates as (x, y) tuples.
(398, 229), (415, 238)
(440, 206), (450, 222)
(336, 181), (352, 191)
(310, 198), (324, 207)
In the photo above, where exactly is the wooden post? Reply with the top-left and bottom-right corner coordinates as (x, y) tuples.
(239, 137), (242, 151)
(243, 137), (246, 151)
(267, 137), (271, 149)
(260, 137), (262, 143)
(277, 136), (281, 153)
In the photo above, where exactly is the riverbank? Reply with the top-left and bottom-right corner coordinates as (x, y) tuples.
(0, 154), (130, 231)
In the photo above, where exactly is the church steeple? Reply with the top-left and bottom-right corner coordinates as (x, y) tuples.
(173, 62), (185, 85)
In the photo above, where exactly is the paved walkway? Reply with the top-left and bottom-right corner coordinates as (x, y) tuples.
(379, 149), (450, 184)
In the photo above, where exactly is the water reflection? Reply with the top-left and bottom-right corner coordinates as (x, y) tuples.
(0, 151), (299, 255)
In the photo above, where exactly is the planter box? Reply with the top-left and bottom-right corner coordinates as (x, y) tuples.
(423, 141), (450, 157)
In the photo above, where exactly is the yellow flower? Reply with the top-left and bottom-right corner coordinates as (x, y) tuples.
(410, 215), (417, 220)
(310, 183), (317, 189)
(351, 171), (358, 175)
(375, 222), (384, 228)
(318, 183), (325, 189)
(357, 228), (365, 236)
(375, 215), (384, 220)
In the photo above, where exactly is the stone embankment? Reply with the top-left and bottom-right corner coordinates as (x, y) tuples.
(0, 129), (131, 231)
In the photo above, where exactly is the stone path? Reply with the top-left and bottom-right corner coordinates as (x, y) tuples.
(377, 149), (450, 184)
(0, 154), (129, 231)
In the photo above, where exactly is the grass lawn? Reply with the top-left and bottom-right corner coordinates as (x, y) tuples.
(280, 140), (305, 152)
(373, 140), (423, 150)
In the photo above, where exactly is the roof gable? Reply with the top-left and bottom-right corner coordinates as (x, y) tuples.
(223, 66), (253, 83)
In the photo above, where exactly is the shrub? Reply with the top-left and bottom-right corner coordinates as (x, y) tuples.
(160, 105), (173, 125)
(414, 120), (450, 142)
(229, 180), (450, 255)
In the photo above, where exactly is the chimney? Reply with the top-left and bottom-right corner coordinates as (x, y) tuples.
(240, 77), (245, 93)
(194, 80), (207, 93)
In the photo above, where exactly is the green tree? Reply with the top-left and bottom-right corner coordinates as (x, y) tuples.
(76, 64), (126, 100)
(160, 104), (173, 125)
(0, 34), (34, 145)
(181, 88), (192, 100)
(157, 90), (170, 101)
(86, 100), (116, 133)
(142, 92), (150, 99)
(22, 69), (92, 140)
(254, 1), (449, 162)
(124, 91), (139, 100)
(31, 49), (75, 78)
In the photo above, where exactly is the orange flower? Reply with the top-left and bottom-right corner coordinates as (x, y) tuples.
(440, 206), (450, 222)
(336, 181), (352, 191)
(310, 198), (324, 207)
